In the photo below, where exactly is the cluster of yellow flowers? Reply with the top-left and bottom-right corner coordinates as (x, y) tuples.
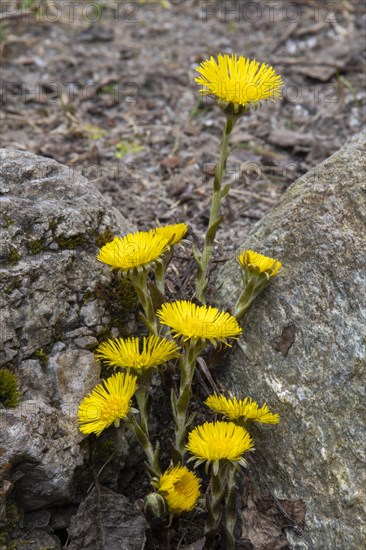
(77, 53), (283, 539)
(78, 224), (281, 513)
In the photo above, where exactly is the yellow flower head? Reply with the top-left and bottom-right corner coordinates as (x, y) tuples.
(154, 465), (201, 514)
(78, 372), (137, 436)
(195, 54), (283, 109)
(150, 223), (188, 246)
(186, 421), (254, 469)
(238, 249), (281, 277)
(97, 231), (170, 274)
(156, 300), (242, 346)
(95, 335), (181, 372)
(205, 394), (279, 425)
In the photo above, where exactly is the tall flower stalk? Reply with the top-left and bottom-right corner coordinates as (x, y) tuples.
(224, 464), (239, 550)
(128, 411), (161, 476)
(194, 115), (237, 303)
(172, 341), (204, 460)
(204, 465), (226, 549)
(129, 373), (161, 477)
(194, 54), (283, 303)
(151, 224), (188, 294)
(132, 269), (160, 334)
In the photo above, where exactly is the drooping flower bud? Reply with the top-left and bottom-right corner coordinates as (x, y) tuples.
(143, 492), (166, 525)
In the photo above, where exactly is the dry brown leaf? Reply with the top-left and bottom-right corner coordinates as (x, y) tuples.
(240, 477), (305, 550)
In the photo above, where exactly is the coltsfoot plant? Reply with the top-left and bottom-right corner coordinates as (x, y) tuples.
(77, 53), (283, 550)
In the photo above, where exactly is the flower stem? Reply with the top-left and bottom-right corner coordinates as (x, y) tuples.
(234, 271), (270, 321)
(128, 414), (161, 477)
(224, 465), (238, 550)
(195, 116), (236, 303)
(130, 270), (159, 335)
(135, 385), (150, 438)
(172, 342), (202, 460)
(155, 249), (174, 294)
(204, 465), (226, 549)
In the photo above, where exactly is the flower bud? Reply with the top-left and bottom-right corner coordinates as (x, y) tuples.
(143, 492), (166, 524)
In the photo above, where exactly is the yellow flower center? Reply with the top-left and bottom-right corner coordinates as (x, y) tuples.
(182, 317), (203, 337)
(100, 396), (128, 424)
(173, 479), (185, 494)
(208, 438), (232, 460)
(173, 475), (191, 497)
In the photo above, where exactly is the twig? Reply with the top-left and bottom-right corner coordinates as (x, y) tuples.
(229, 187), (276, 206)
(87, 450), (116, 494)
(0, 11), (32, 21)
(197, 356), (220, 394)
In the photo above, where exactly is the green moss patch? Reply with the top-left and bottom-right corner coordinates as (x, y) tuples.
(95, 227), (115, 248)
(54, 234), (86, 249)
(94, 273), (138, 337)
(0, 369), (21, 408)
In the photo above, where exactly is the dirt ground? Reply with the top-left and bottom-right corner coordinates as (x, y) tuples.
(1, 1), (365, 249)
(1, 1), (365, 548)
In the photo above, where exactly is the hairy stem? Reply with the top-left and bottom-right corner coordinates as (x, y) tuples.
(204, 466), (226, 549)
(130, 270), (159, 335)
(155, 249), (174, 294)
(128, 415), (161, 476)
(195, 116), (236, 303)
(234, 271), (270, 321)
(173, 342), (203, 460)
(224, 465), (238, 550)
(135, 386), (150, 438)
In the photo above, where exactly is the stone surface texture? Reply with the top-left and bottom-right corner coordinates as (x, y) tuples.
(214, 131), (366, 549)
(0, 148), (133, 513)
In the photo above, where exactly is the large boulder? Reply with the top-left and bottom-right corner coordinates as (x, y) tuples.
(214, 131), (366, 549)
(0, 149), (133, 512)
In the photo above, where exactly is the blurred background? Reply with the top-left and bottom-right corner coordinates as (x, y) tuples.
(1, 0), (365, 249)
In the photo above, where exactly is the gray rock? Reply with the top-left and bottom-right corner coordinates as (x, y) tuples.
(3, 400), (82, 510)
(214, 131), (366, 549)
(67, 487), (148, 550)
(10, 528), (62, 550)
(0, 149), (134, 510)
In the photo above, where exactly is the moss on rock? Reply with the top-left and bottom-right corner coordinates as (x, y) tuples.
(2, 213), (15, 228)
(94, 273), (138, 337)
(55, 234), (86, 249)
(7, 245), (20, 265)
(95, 227), (115, 248)
(28, 239), (43, 254)
(32, 348), (49, 368)
(0, 369), (21, 408)
(5, 276), (22, 294)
